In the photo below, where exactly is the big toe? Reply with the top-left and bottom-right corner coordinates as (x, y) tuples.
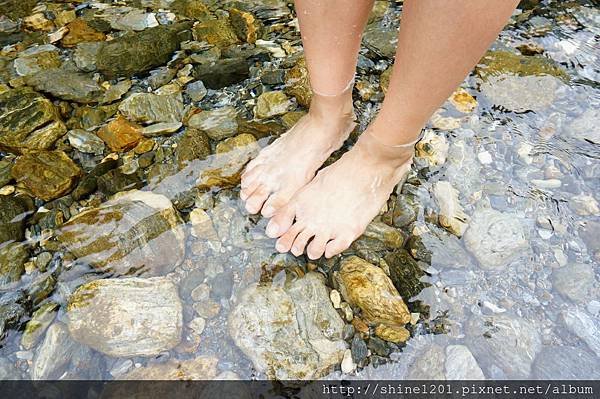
(244, 186), (270, 214)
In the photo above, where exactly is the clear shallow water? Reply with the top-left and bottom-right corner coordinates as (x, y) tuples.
(0, 0), (598, 381)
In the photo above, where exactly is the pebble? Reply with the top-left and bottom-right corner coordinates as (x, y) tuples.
(477, 151), (493, 164)
(351, 335), (368, 364)
(341, 349), (356, 374)
(330, 289), (342, 309)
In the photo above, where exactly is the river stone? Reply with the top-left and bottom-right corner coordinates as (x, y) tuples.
(96, 22), (193, 79)
(406, 343), (446, 379)
(560, 309), (600, 357)
(362, 23), (397, 58)
(579, 221), (600, 259)
(254, 91), (290, 119)
(24, 68), (105, 104)
(0, 358), (23, 380)
(97, 116), (143, 152)
(352, 221), (406, 251)
(284, 57), (311, 108)
(0, 159), (12, 187)
(476, 50), (569, 81)
(445, 345), (485, 380)
(0, 0), (37, 20)
(0, 195), (27, 244)
(67, 277), (183, 357)
(466, 314), (542, 378)
(569, 108), (600, 144)
(13, 44), (61, 77)
(228, 272), (346, 380)
(141, 122), (182, 137)
(0, 87), (66, 154)
(337, 256), (411, 328)
(12, 151), (81, 201)
(119, 93), (185, 124)
(186, 80), (207, 102)
(21, 302), (58, 350)
(192, 18), (239, 48)
(193, 56), (250, 89)
(61, 19), (106, 47)
(533, 346), (600, 379)
(552, 263), (596, 303)
(118, 356), (217, 380)
(0, 290), (28, 339)
(110, 10), (159, 31)
(186, 107), (238, 140)
(67, 129), (105, 154)
(480, 74), (563, 113)
(384, 249), (426, 302)
(176, 128), (211, 169)
(56, 190), (185, 276)
(0, 242), (28, 285)
(463, 209), (529, 270)
(432, 181), (468, 236)
(73, 42), (102, 72)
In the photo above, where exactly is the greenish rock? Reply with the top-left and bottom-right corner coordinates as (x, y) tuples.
(96, 22), (193, 79)
(384, 249), (427, 302)
(0, 290), (28, 339)
(71, 159), (118, 200)
(56, 190), (185, 276)
(24, 68), (104, 104)
(119, 93), (185, 124)
(67, 129), (105, 154)
(186, 106), (238, 140)
(0, 87), (66, 154)
(34, 251), (52, 272)
(0, 159), (12, 187)
(284, 57), (311, 108)
(352, 221), (406, 252)
(239, 118), (286, 139)
(186, 80), (207, 102)
(552, 263), (596, 303)
(27, 274), (56, 306)
(192, 18), (239, 48)
(193, 57), (250, 89)
(0, 195), (28, 244)
(176, 128), (211, 169)
(228, 272), (346, 380)
(67, 277), (183, 357)
(13, 45), (61, 77)
(12, 151), (82, 201)
(170, 0), (212, 20)
(362, 23), (398, 58)
(70, 104), (119, 131)
(21, 302), (58, 350)
(96, 168), (143, 196)
(0, 0), (37, 20)
(476, 50), (569, 81)
(254, 90), (290, 119)
(0, 242), (29, 286)
(73, 42), (102, 73)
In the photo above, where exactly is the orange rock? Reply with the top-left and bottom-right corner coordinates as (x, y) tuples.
(61, 19), (106, 48)
(97, 116), (143, 152)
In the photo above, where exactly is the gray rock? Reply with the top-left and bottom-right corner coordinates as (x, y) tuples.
(0, 357), (23, 380)
(228, 272), (346, 380)
(463, 209), (529, 270)
(569, 108), (599, 144)
(0, 290), (28, 339)
(67, 129), (106, 154)
(24, 68), (105, 104)
(141, 122), (182, 137)
(110, 10), (159, 31)
(533, 346), (600, 379)
(119, 93), (185, 124)
(480, 75), (563, 113)
(186, 80), (208, 102)
(444, 345), (485, 380)
(176, 128), (211, 169)
(579, 221), (600, 259)
(73, 42), (102, 73)
(351, 335), (368, 364)
(406, 343), (446, 379)
(193, 57), (250, 89)
(561, 309), (600, 357)
(13, 45), (61, 77)
(67, 277), (183, 357)
(552, 263), (596, 303)
(21, 302), (58, 350)
(186, 106), (238, 141)
(0, 242), (29, 286)
(362, 23), (397, 58)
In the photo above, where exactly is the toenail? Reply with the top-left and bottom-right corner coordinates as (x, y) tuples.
(266, 223), (279, 237)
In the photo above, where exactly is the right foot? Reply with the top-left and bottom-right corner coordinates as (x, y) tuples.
(240, 89), (356, 217)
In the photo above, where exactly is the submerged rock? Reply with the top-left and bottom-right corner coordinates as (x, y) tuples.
(463, 209), (529, 270)
(12, 150), (81, 201)
(415, 130), (449, 167)
(61, 19), (106, 48)
(97, 116), (143, 152)
(533, 346), (600, 379)
(432, 181), (468, 236)
(0, 87), (66, 154)
(67, 129), (106, 155)
(384, 249), (427, 302)
(285, 58), (311, 108)
(192, 18), (239, 48)
(119, 93), (185, 124)
(13, 44), (61, 77)
(56, 190), (185, 276)
(67, 277), (183, 357)
(579, 221), (600, 260)
(21, 302), (58, 350)
(552, 263), (596, 303)
(228, 272), (346, 380)
(476, 50), (569, 81)
(0, 195), (27, 244)
(0, 291), (28, 339)
(186, 106), (238, 140)
(444, 345), (485, 380)
(362, 23), (397, 58)
(480, 75), (563, 113)
(254, 91), (290, 119)
(118, 356), (218, 380)
(24, 68), (104, 104)
(176, 128), (211, 169)
(0, 242), (29, 286)
(560, 309), (600, 357)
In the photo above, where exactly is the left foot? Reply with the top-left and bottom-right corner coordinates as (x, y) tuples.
(265, 127), (418, 259)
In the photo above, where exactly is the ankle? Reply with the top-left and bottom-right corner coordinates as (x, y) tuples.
(355, 128), (417, 170)
(308, 89), (355, 121)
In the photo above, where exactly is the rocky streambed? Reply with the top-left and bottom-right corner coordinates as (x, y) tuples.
(0, 0), (599, 382)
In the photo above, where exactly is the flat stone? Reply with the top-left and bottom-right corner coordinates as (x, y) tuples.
(445, 345), (485, 380)
(0, 87), (66, 154)
(254, 90), (290, 119)
(186, 106), (238, 141)
(101, 80), (132, 104)
(560, 309), (600, 357)
(476, 50), (569, 81)
(192, 18), (239, 48)
(61, 19), (106, 47)
(142, 122), (183, 137)
(73, 42), (102, 72)
(229, 8), (262, 43)
(97, 116), (143, 152)
(12, 150), (81, 201)
(193, 57), (250, 89)
(186, 80), (207, 102)
(362, 23), (397, 58)
(67, 277), (183, 357)
(24, 68), (104, 104)
(552, 263), (596, 303)
(110, 10), (159, 31)
(67, 129), (105, 154)
(21, 302), (58, 350)
(0, 0), (37, 20)
(56, 190), (185, 276)
(119, 93), (185, 124)
(228, 272), (346, 380)
(13, 44), (61, 77)
(432, 181), (468, 236)
(480, 74), (563, 113)
(463, 209), (529, 270)
(579, 221), (600, 259)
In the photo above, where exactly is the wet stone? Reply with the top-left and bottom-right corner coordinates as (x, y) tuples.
(61, 19), (106, 48)
(186, 107), (238, 141)
(73, 42), (102, 73)
(254, 90), (290, 119)
(0, 195), (27, 243)
(351, 335), (368, 364)
(176, 128), (211, 169)
(560, 309), (600, 357)
(192, 18), (239, 48)
(480, 75), (564, 113)
(186, 80), (207, 102)
(384, 249), (427, 302)
(67, 129), (105, 155)
(21, 302), (58, 350)
(193, 56), (250, 89)
(444, 345), (485, 380)
(532, 346), (600, 379)
(0, 242), (29, 286)
(552, 263), (596, 303)
(12, 150), (81, 201)
(367, 337), (390, 357)
(97, 116), (143, 152)
(67, 277), (183, 357)
(476, 50), (569, 81)
(118, 356), (218, 380)
(13, 45), (61, 77)
(579, 221), (600, 259)
(0, 159), (13, 187)
(119, 93), (185, 124)
(24, 68), (105, 104)
(96, 169), (143, 196)
(284, 57), (311, 108)
(0, 290), (29, 341)
(362, 23), (397, 58)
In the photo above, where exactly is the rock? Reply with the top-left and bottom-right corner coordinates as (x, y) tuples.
(141, 122), (182, 137)
(0, 242), (29, 285)
(67, 277), (183, 357)
(101, 80), (132, 104)
(96, 168), (143, 196)
(449, 88), (477, 113)
(476, 50), (569, 81)
(0, 195), (27, 244)
(552, 263), (596, 303)
(406, 342), (446, 379)
(192, 18), (239, 48)
(432, 181), (468, 236)
(0, 357), (23, 380)
(176, 128), (211, 169)
(579, 221), (600, 259)
(0, 87), (66, 154)
(254, 91), (290, 119)
(367, 336), (390, 357)
(0, 0), (37, 20)
(13, 45), (61, 77)
(96, 22), (193, 79)
(189, 208), (217, 240)
(186, 80), (207, 102)
(61, 19), (106, 47)
(119, 93), (185, 124)
(0, 291), (28, 339)
(119, 356), (217, 380)
(384, 249), (426, 302)
(23, 13), (54, 31)
(285, 58), (311, 108)
(229, 8), (262, 43)
(560, 309), (600, 357)
(466, 314), (542, 378)
(0, 160), (12, 187)
(463, 209), (529, 270)
(193, 56), (250, 89)
(21, 302), (58, 350)
(31, 322), (92, 380)
(374, 324), (410, 344)
(170, 0), (211, 20)
(480, 74), (563, 113)
(353, 221), (406, 251)
(362, 23), (397, 58)
(532, 346), (600, 379)
(97, 116), (143, 152)
(110, 10), (159, 31)
(350, 335), (368, 364)
(569, 108), (600, 144)
(341, 349), (355, 374)
(56, 190), (185, 276)
(569, 194), (600, 216)
(73, 42), (102, 72)
(12, 151), (81, 201)
(187, 107), (238, 141)
(415, 129), (449, 167)
(24, 68), (104, 104)
(445, 345), (485, 380)
(336, 256), (411, 328)
(67, 129), (105, 154)
(228, 272), (346, 380)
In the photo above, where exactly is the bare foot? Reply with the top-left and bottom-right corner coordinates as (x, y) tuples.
(240, 89), (355, 217)
(265, 128), (417, 259)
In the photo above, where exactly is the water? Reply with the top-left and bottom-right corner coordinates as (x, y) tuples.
(0, 0), (598, 381)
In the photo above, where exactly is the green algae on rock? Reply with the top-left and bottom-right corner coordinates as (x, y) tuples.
(254, 90), (290, 119)
(176, 128), (211, 169)
(476, 50), (569, 81)
(0, 195), (28, 244)
(0, 242), (29, 286)
(119, 93), (185, 124)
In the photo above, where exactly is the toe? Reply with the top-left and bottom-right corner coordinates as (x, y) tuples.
(239, 180), (260, 201)
(324, 235), (355, 258)
(261, 192), (290, 218)
(291, 229), (315, 257)
(275, 223), (304, 253)
(240, 164), (263, 189)
(306, 234), (331, 260)
(266, 204), (296, 238)
(244, 186), (271, 214)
